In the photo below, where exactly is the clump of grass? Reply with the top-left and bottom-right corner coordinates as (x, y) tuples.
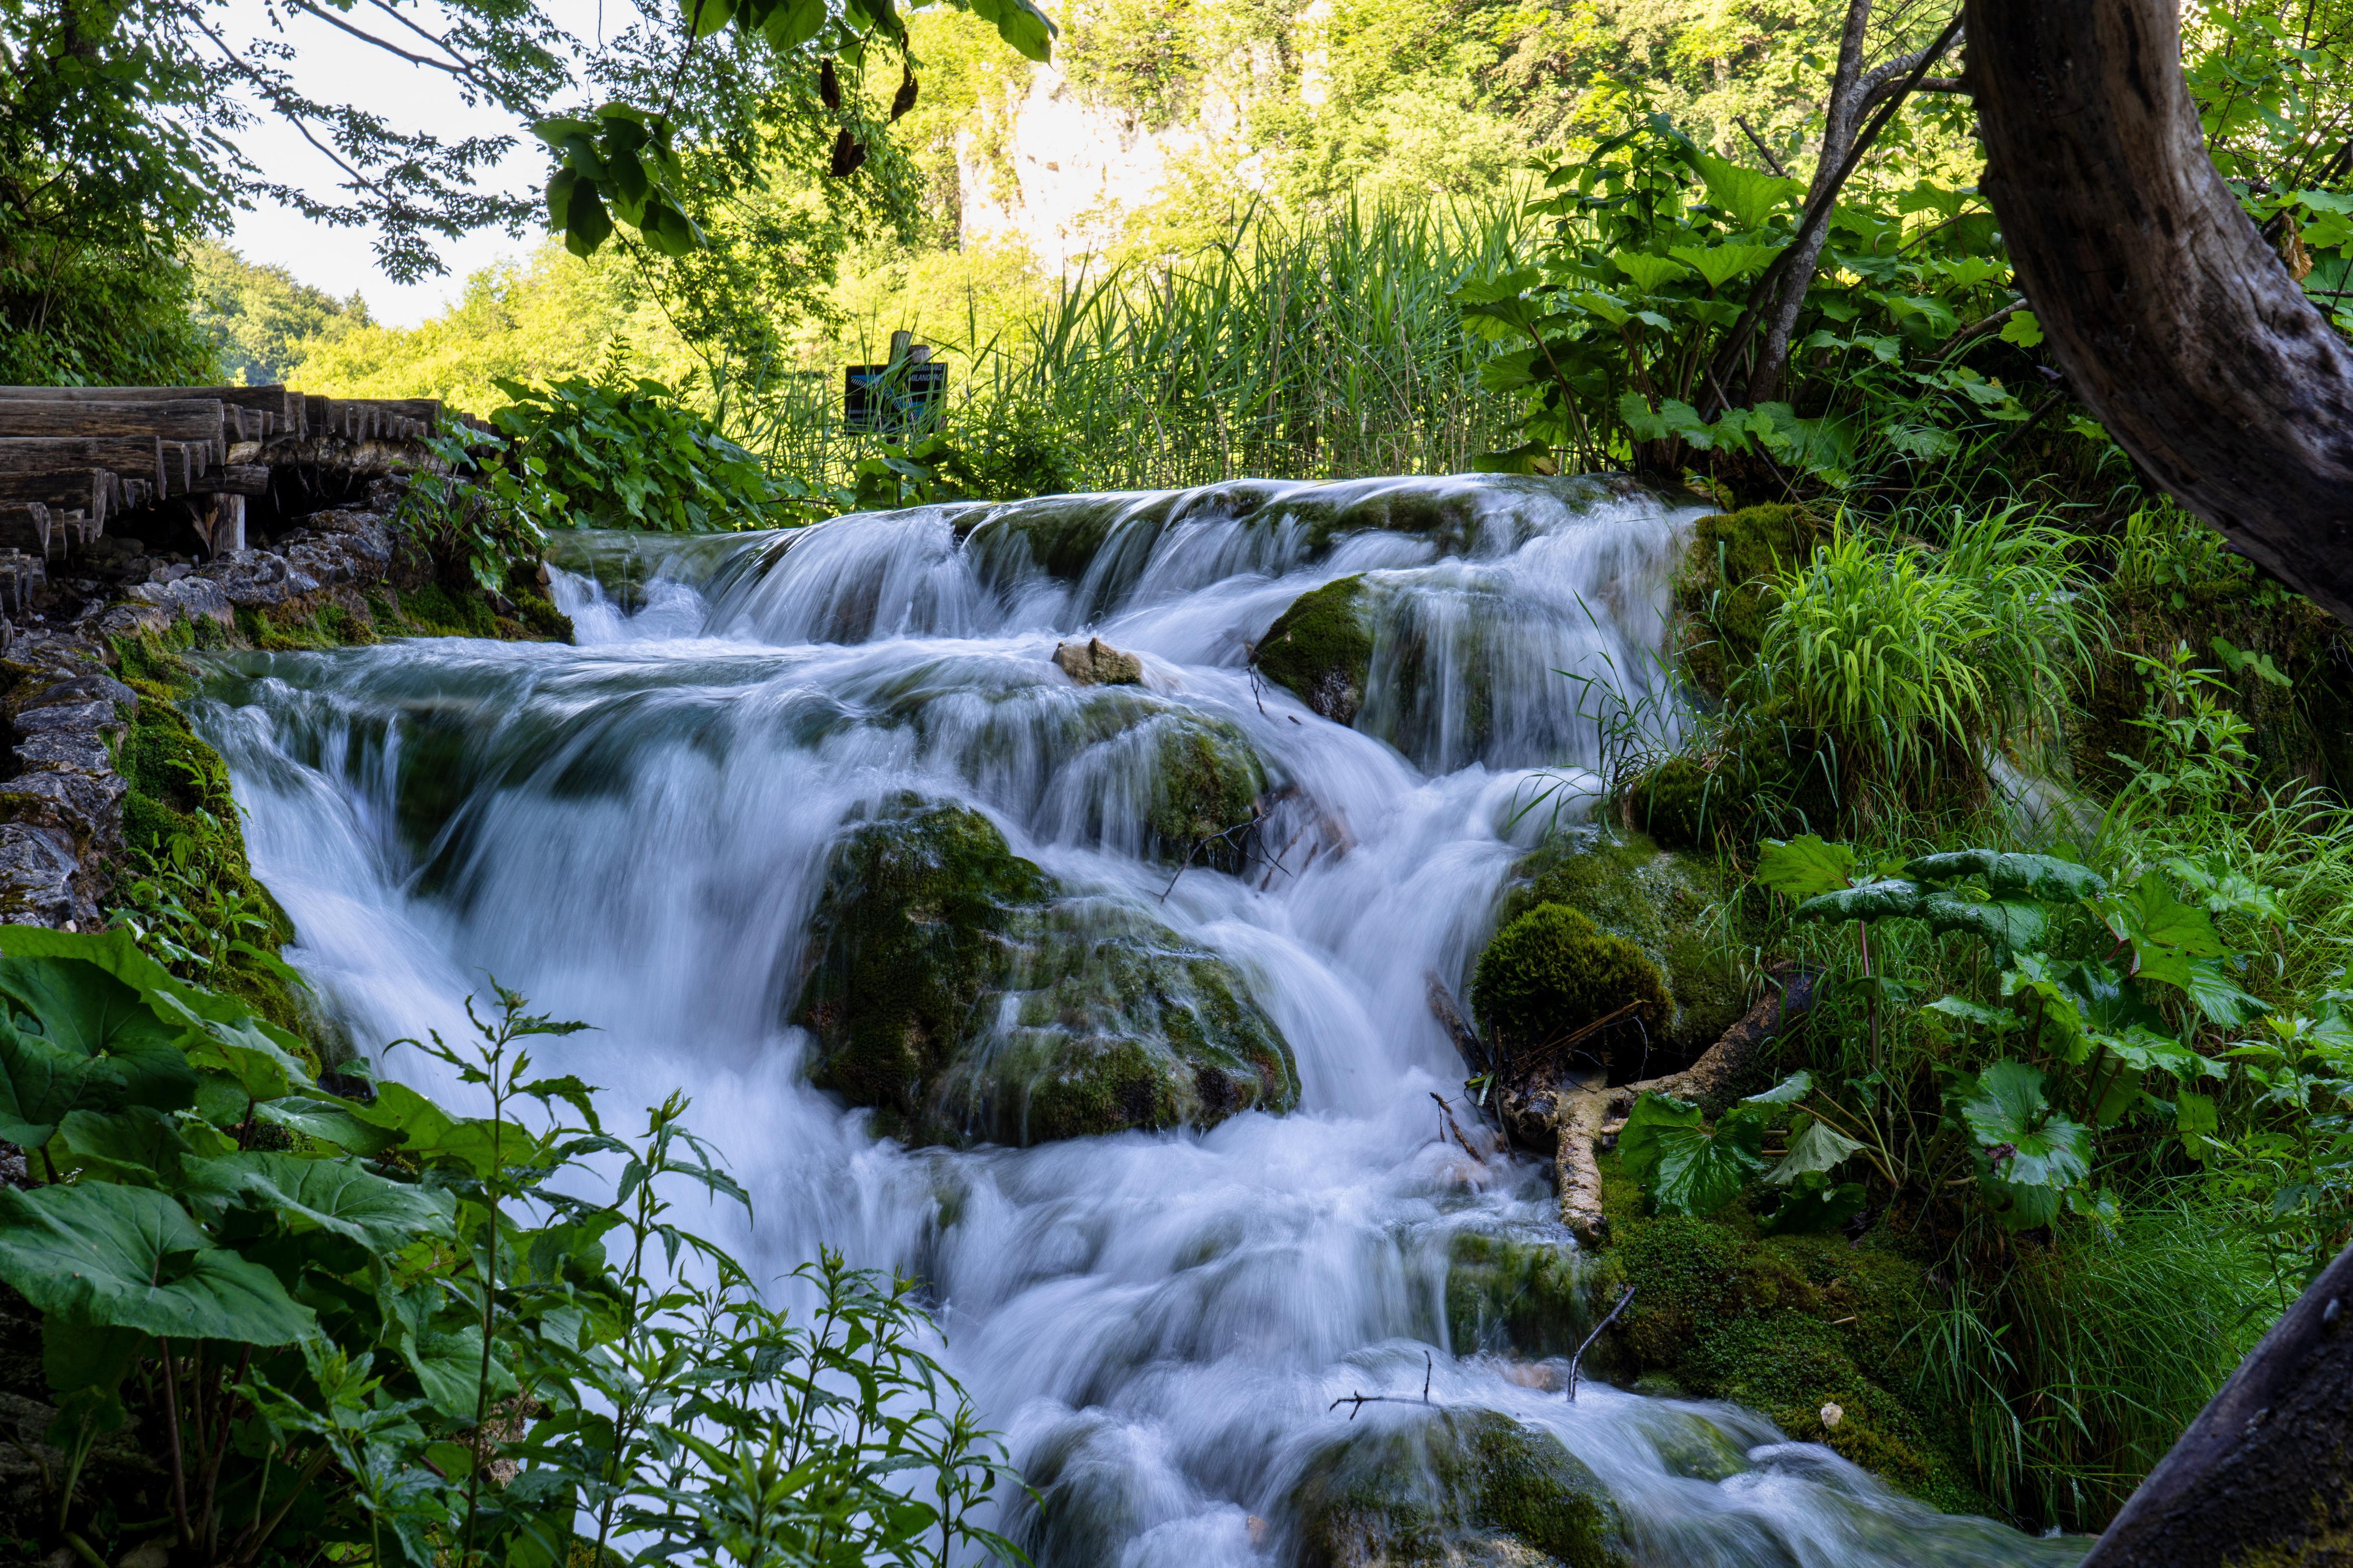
(1743, 510), (2099, 810)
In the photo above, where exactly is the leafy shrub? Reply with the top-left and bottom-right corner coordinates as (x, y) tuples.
(0, 930), (1014, 1567)
(492, 374), (821, 532)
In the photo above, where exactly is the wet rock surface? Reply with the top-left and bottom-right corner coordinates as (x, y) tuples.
(796, 794), (1299, 1146)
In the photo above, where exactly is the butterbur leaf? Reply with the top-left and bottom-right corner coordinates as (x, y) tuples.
(1960, 1061), (2090, 1189)
(0, 1023), (95, 1146)
(1743, 1069), (1813, 1107)
(1621, 1092), (1767, 1216)
(1754, 836), (1859, 899)
(1667, 242), (1781, 290)
(1616, 1091), (1702, 1183)
(1921, 893), (2047, 957)
(1793, 878), (1925, 924)
(2105, 871), (2227, 982)
(158, 997), (313, 1102)
(1762, 1171), (1867, 1235)
(50, 1107), (195, 1186)
(1905, 849), (2106, 903)
(0, 1184), (314, 1344)
(259, 1094), (404, 1156)
(1769, 1118), (1862, 1183)
(0, 952), (181, 1060)
(1926, 995), (2021, 1034)
(1610, 250), (1691, 292)
(186, 1152), (457, 1252)
(1687, 150), (1802, 230)
(2180, 957), (2270, 1028)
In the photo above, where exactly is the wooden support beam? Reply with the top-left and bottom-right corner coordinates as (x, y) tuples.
(0, 502), (51, 559)
(0, 435), (165, 492)
(0, 469), (111, 530)
(187, 464), (269, 497)
(0, 383), (298, 432)
(0, 398), (227, 464)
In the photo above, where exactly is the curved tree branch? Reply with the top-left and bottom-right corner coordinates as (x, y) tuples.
(1966, 0), (2353, 628)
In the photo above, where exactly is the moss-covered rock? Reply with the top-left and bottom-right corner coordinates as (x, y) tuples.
(1290, 1407), (1630, 1568)
(1254, 575), (1373, 725)
(1584, 1152), (1989, 1516)
(1494, 831), (1747, 1068)
(1444, 1228), (1590, 1358)
(1472, 904), (1671, 1070)
(1672, 503), (1823, 699)
(1147, 717), (1265, 872)
(796, 796), (1298, 1146)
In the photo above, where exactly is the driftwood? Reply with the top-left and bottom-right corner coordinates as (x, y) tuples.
(1548, 967), (1820, 1242)
(1967, 0), (2353, 627)
(2084, 1240), (2353, 1566)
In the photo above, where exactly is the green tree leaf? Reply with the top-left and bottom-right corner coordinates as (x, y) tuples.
(0, 1183), (315, 1344)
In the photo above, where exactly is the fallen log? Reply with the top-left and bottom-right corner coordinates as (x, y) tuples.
(1545, 965), (1821, 1242)
(0, 435), (165, 492)
(0, 398), (226, 464)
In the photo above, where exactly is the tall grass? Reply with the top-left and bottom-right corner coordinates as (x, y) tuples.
(732, 199), (1533, 492)
(1745, 511), (2099, 798)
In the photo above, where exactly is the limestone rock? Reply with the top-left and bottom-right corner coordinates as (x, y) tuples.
(1052, 636), (1143, 686)
(795, 794), (1298, 1146)
(1252, 575), (1372, 725)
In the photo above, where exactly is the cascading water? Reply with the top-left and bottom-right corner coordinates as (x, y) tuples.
(190, 473), (2079, 1566)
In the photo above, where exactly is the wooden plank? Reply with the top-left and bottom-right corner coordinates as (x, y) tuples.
(0, 469), (109, 530)
(288, 392), (307, 439)
(0, 435), (165, 491)
(0, 383), (297, 429)
(0, 398), (225, 462)
(188, 465), (269, 497)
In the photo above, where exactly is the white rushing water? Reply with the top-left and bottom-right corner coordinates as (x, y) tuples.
(193, 474), (2079, 1566)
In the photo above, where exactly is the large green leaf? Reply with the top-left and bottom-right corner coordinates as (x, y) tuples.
(186, 1152), (457, 1252)
(1668, 241), (1781, 290)
(1754, 836), (1859, 899)
(259, 1095), (405, 1156)
(1768, 1118), (1862, 1183)
(1620, 1092), (1766, 1216)
(1688, 150), (1803, 231)
(0, 925), (252, 1027)
(50, 1107), (200, 1186)
(0, 1183), (315, 1344)
(0, 952), (181, 1059)
(1959, 1061), (2090, 1189)
(1920, 894), (2047, 957)
(1610, 250), (1691, 292)
(2103, 871), (2226, 986)
(1793, 878), (1926, 924)
(150, 995), (314, 1104)
(0, 1023), (97, 1146)
(1761, 1170), (1867, 1235)
(968, 0), (1056, 60)
(1904, 850), (2107, 902)
(356, 1082), (544, 1178)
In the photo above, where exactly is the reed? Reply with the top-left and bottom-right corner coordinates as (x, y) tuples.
(732, 198), (1533, 493)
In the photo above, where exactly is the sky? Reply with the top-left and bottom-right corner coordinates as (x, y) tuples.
(218, 0), (641, 326)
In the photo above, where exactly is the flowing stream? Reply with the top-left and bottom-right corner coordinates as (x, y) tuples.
(192, 474), (2079, 1566)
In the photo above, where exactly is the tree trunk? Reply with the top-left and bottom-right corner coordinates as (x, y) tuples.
(1966, 0), (2353, 627)
(2082, 1239), (2353, 1566)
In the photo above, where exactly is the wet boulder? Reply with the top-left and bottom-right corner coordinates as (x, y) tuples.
(1472, 904), (1673, 1085)
(1147, 715), (1264, 872)
(796, 795), (1298, 1146)
(1444, 1227), (1591, 1359)
(1253, 574), (1373, 725)
(1288, 1407), (1630, 1568)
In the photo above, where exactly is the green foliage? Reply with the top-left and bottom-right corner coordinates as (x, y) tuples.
(189, 241), (372, 387)
(0, 940), (1017, 1568)
(1456, 118), (2042, 487)
(492, 374), (823, 533)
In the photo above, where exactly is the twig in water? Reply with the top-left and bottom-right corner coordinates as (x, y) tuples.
(1566, 1287), (1634, 1402)
(1430, 1093), (1477, 1158)
(1330, 1352), (1437, 1421)
(1159, 813), (1270, 899)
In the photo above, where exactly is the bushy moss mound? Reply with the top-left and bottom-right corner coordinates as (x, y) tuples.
(1147, 717), (1265, 871)
(1254, 575), (1374, 725)
(1489, 831), (1746, 1066)
(1585, 1154), (1987, 1516)
(1472, 904), (1671, 1064)
(1672, 503), (1823, 698)
(1289, 1407), (1630, 1568)
(797, 796), (1298, 1146)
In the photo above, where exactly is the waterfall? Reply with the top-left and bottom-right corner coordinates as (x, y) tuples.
(192, 474), (2076, 1566)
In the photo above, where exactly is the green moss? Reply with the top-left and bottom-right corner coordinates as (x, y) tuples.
(1289, 1408), (1630, 1568)
(1673, 503), (1823, 697)
(1587, 1155), (1988, 1516)
(105, 634), (324, 1064)
(1254, 575), (1374, 725)
(396, 582), (498, 638)
(1147, 719), (1264, 869)
(1444, 1229), (1589, 1358)
(1619, 752), (1745, 849)
(797, 796), (1298, 1146)
(1473, 903), (1671, 1067)
(1499, 832), (1747, 1061)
